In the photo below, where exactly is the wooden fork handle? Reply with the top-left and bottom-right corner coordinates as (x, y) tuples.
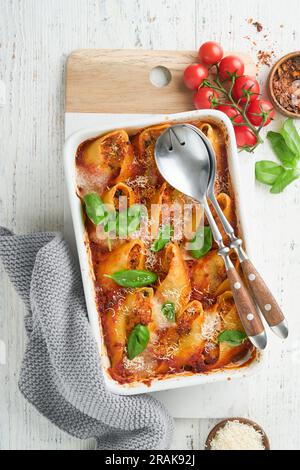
(227, 266), (267, 349)
(241, 259), (288, 338)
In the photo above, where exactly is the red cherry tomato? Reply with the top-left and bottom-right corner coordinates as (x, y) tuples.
(234, 125), (257, 148)
(198, 41), (224, 65)
(246, 99), (275, 126)
(232, 76), (260, 103)
(183, 63), (209, 90)
(219, 55), (245, 81)
(193, 87), (219, 110)
(217, 103), (244, 124)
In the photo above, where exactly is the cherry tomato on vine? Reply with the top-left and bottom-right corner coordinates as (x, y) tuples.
(246, 99), (275, 126)
(183, 63), (209, 90)
(219, 55), (245, 81)
(234, 125), (257, 148)
(193, 87), (219, 110)
(217, 103), (244, 124)
(232, 76), (260, 103)
(198, 41), (224, 65)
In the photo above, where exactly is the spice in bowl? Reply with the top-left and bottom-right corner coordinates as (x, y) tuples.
(269, 52), (300, 117)
(205, 418), (270, 450)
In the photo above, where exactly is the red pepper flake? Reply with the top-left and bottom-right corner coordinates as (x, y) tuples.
(253, 21), (263, 32)
(243, 35), (257, 47)
(257, 50), (274, 67)
(246, 18), (263, 32)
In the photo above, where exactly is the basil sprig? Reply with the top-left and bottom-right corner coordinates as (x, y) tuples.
(83, 193), (107, 225)
(255, 119), (300, 193)
(151, 224), (173, 252)
(255, 161), (285, 185)
(127, 324), (150, 360)
(104, 269), (157, 287)
(267, 131), (298, 167)
(269, 168), (299, 194)
(116, 204), (145, 237)
(187, 225), (212, 259)
(280, 118), (300, 156)
(161, 302), (176, 322)
(218, 329), (247, 347)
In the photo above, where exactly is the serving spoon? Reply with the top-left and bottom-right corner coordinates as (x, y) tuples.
(155, 124), (267, 350)
(186, 124), (288, 340)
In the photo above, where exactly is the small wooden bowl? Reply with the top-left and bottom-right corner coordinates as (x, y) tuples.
(268, 51), (300, 118)
(205, 417), (270, 450)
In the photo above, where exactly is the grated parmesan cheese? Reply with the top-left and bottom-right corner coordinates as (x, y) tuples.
(201, 313), (221, 341)
(144, 247), (159, 271)
(123, 352), (155, 376)
(123, 355), (145, 372)
(210, 420), (265, 450)
(157, 342), (179, 360)
(126, 175), (149, 189)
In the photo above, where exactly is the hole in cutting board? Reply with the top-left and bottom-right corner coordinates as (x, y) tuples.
(149, 66), (172, 88)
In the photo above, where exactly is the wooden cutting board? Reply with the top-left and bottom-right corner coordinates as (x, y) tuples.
(65, 49), (256, 114)
(64, 48), (257, 419)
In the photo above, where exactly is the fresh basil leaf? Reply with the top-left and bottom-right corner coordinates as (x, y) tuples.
(187, 226), (212, 259)
(267, 131), (298, 167)
(218, 329), (247, 346)
(127, 204), (145, 234)
(127, 204), (145, 218)
(83, 193), (107, 225)
(116, 204), (145, 238)
(280, 119), (300, 157)
(115, 211), (126, 238)
(151, 224), (174, 252)
(104, 269), (158, 287)
(103, 210), (118, 234)
(255, 161), (285, 185)
(270, 168), (300, 194)
(161, 302), (176, 322)
(127, 324), (150, 360)
(83, 195), (145, 238)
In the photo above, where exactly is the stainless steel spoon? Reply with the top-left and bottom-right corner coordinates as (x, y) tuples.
(187, 124), (288, 339)
(155, 123), (267, 350)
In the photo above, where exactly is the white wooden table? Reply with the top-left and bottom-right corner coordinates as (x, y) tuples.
(1, 0), (300, 450)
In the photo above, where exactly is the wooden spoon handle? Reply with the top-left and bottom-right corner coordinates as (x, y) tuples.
(241, 258), (288, 338)
(227, 266), (267, 349)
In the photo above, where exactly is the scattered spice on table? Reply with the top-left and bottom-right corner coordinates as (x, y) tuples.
(257, 50), (274, 67)
(253, 21), (263, 32)
(243, 35), (257, 47)
(246, 17), (263, 32)
(272, 56), (300, 113)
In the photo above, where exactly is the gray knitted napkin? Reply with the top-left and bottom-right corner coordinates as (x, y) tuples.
(0, 226), (174, 450)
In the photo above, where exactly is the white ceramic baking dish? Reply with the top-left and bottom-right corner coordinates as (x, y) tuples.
(64, 109), (262, 395)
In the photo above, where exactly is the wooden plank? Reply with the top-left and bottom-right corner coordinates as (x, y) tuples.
(65, 49), (256, 113)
